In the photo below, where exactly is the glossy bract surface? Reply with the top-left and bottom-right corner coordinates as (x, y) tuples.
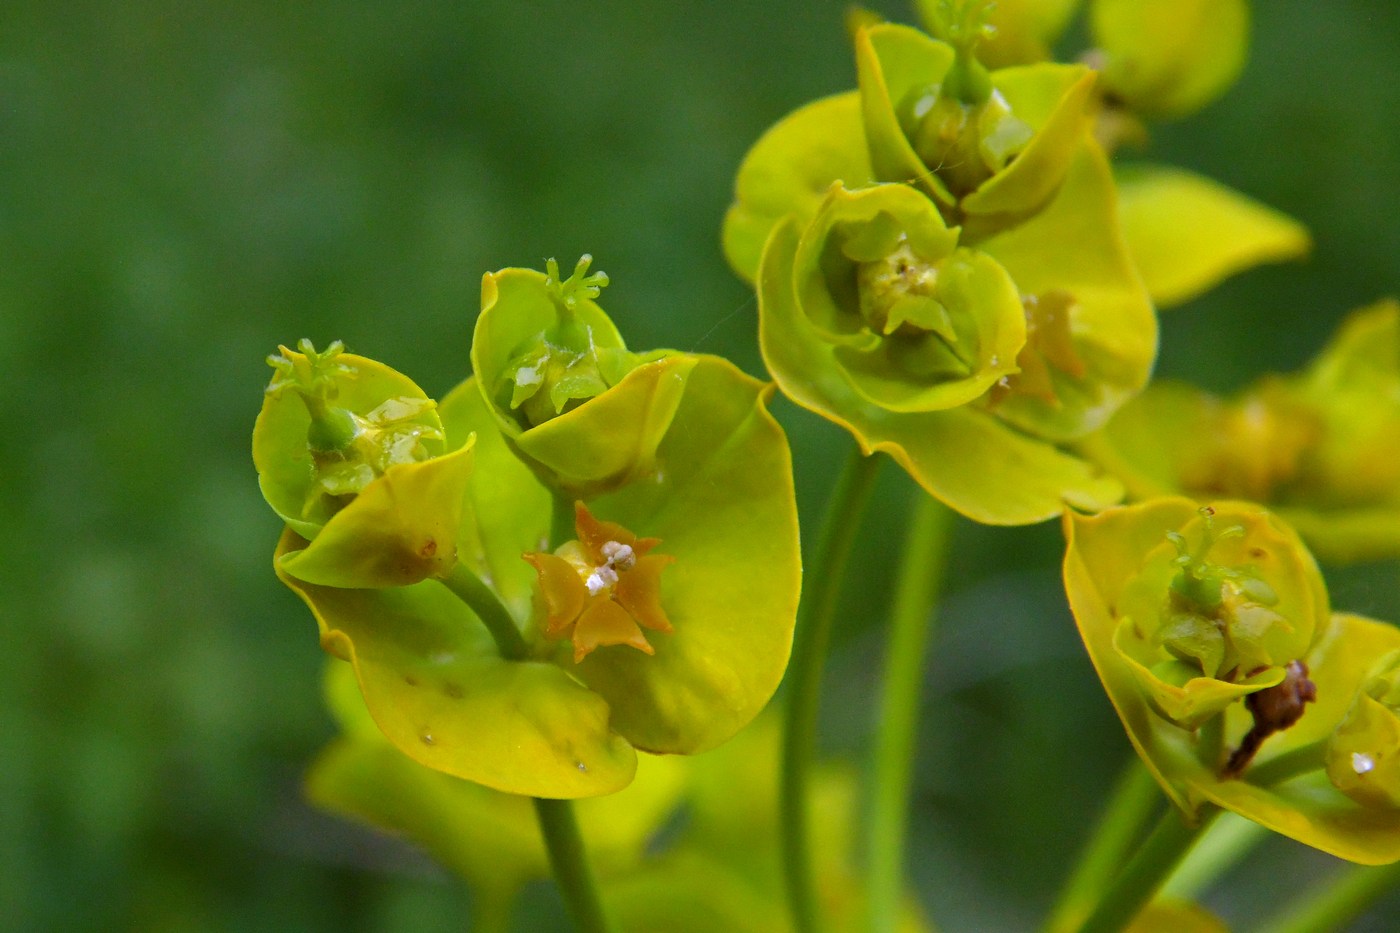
(253, 342), (475, 588)
(276, 346), (799, 797)
(472, 258), (697, 497)
(1066, 498), (1400, 862)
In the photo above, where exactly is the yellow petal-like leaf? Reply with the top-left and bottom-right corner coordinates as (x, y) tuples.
(1116, 164), (1311, 308)
(276, 529), (637, 798)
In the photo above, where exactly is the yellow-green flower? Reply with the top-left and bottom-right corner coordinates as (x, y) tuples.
(253, 340), (474, 588)
(1081, 300), (1400, 562)
(1065, 497), (1400, 863)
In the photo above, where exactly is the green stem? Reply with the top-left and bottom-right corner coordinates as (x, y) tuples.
(534, 797), (617, 933)
(551, 491), (577, 549)
(1072, 806), (1217, 933)
(1044, 759), (1164, 933)
(1161, 811), (1267, 901)
(1243, 740), (1326, 787)
(439, 562), (530, 662)
(1254, 860), (1400, 933)
(781, 444), (883, 933)
(866, 490), (954, 933)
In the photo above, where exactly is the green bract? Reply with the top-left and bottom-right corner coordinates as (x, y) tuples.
(253, 341), (474, 587)
(1114, 164), (1312, 308)
(1081, 301), (1400, 563)
(275, 341), (799, 797)
(756, 144), (1153, 524)
(1091, 0), (1249, 121)
(857, 23), (1095, 233)
(472, 255), (698, 497)
(723, 21), (1100, 280)
(1065, 498), (1400, 862)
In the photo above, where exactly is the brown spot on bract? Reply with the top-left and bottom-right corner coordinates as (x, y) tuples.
(403, 674), (419, 687)
(1249, 548), (1266, 559)
(443, 683), (463, 699)
(419, 538), (437, 558)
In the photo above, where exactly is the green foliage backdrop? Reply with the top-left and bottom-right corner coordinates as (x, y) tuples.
(2, 1), (1397, 929)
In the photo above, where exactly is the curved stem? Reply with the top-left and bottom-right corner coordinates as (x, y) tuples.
(534, 797), (617, 933)
(1244, 740), (1326, 787)
(1072, 805), (1217, 933)
(865, 490), (954, 933)
(1254, 860), (1400, 933)
(782, 444), (883, 933)
(1044, 758), (1164, 933)
(439, 562), (530, 662)
(1161, 812), (1268, 901)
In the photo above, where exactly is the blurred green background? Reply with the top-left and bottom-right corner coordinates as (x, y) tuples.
(3, 1), (1398, 929)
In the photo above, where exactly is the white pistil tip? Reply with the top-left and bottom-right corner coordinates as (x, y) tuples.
(515, 366), (541, 387)
(1353, 752), (1377, 775)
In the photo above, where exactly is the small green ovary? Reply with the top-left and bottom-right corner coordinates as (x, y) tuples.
(1156, 512), (1290, 680)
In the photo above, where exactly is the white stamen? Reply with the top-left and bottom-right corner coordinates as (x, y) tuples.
(601, 541), (636, 571)
(1353, 752), (1377, 775)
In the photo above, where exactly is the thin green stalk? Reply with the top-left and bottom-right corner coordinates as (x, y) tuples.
(1161, 812), (1267, 901)
(439, 562), (530, 661)
(1243, 741), (1326, 788)
(534, 797), (617, 933)
(1254, 860), (1400, 933)
(551, 490), (577, 548)
(1044, 759), (1164, 933)
(1073, 805), (1217, 933)
(443, 497), (615, 933)
(782, 444), (883, 933)
(866, 490), (954, 933)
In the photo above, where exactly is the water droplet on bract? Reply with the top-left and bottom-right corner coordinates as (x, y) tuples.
(1353, 752), (1376, 774)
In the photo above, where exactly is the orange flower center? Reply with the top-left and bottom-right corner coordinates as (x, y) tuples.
(523, 501), (674, 663)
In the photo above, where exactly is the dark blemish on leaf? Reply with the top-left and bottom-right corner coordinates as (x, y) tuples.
(420, 538), (437, 558)
(403, 674), (419, 687)
(443, 683), (464, 699)
(1249, 548), (1266, 559)
(1109, 603), (1118, 619)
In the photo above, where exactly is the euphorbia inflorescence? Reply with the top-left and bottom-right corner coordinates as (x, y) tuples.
(525, 501), (675, 663)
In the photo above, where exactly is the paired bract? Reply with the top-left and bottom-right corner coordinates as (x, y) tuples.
(1065, 497), (1400, 863)
(255, 261), (801, 799)
(725, 17), (1157, 525)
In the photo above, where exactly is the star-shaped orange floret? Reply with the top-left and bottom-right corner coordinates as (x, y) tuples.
(523, 501), (675, 663)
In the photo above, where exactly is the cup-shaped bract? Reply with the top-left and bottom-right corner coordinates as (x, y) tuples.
(278, 345), (800, 797)
(472, 256), (698, 498)
(857, 22), (1095, 229)
(1091, 0), (1249, 121)
(787, 183), (1025, 413)
(1065, 498), (1400, 862)
(1081, 301), (1400, 563)
(723, 20), (1099, 282)
(253, 341), (474, 588)
(757, 166), (1150, 524)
